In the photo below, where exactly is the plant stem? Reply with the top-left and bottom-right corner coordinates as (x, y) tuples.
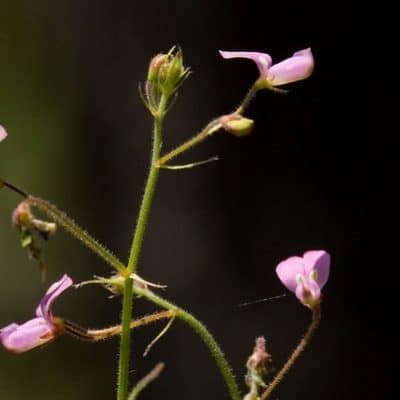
(157, 81), (260, 167)
(117, 96), (167, 400)
(234, 81), (259, 115)
(28, 196), (127, 275)
(126, 103), (165, 275)
(156, 119), (222, 167)
(134, 286), (242, 400)
(117, 278), (134, 400)
(127, 362), (165, 400)
(260, 305), (321, 400)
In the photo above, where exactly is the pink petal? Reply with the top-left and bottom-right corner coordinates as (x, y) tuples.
(0, 125), (7, 142)
(0, 318), (53, 353)
(219, 50), (272, 78)
(276, 256), (305, 293)
(295, 277), (321, 304)
(267, 48), (314, 86)
(303, 250), (330, 289)
(36, 274), (73, 321)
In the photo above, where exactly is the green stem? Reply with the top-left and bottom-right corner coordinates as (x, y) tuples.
(134, 286), (241, 400)
(126, 102), (165, 275)
(260, 305), (321, 400)
(28, 196), (126, 275)
(117, 95), (167, 400)
(156, 119), (222, 167)
(117, 278), (134, 400)
(234, 81), (259, 115)
(0, 179), (127, 275)
(157, 81), (260, 167)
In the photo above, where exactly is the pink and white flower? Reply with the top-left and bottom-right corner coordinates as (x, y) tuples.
(276, 250), (330, 308)
(0, 274), (73, 353)
(219, 48), (314, 87)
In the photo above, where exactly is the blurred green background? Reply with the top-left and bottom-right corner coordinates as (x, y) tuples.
(1, 1), (388, 400)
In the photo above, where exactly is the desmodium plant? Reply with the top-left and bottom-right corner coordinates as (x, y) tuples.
(0, 47), (330, 400)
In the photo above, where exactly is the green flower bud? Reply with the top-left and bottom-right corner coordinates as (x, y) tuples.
(221, 114), (254, 137)
(143, 47), (190, 114)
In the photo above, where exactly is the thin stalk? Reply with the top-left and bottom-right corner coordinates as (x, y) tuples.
(117, 278), (134, 400)
(157, 81), (260, 166)
(260, 305), (321, 400)
(117, 95), (167, 400)
(134, 286), (241, 400)
(28, 196), (126, 275)
(234, 81), (259, 115)
(156, 120), (221, 167)
(0, 179), (126, 275)
(126, 100), (165, 274)
(127, 363), (165, 400)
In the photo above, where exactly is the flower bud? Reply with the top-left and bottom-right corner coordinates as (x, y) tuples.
(221, 114), (254, 137)
(147, 54), (169, 82)
(144, 47), (190, 110)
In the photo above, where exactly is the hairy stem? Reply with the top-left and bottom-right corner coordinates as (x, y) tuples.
(0, 179), (126, 275)
(157, 80), (260, 166)
(156, 120), (222, 166)
(117, 95), (167, 400)
(117, 278), (134, 400)
(64, 310), (174, 342)
(260, 305), (321, 400)
(28, 196), (127, 275)
(134, 286), (241, 400)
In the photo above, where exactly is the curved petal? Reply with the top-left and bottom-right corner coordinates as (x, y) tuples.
(303, 250), (330, 289)
(36, 274), (73, 321)
(276, 256), (305, 293)
(0, 318), (53, 353)
(219, 50), (272, 78)
(295, 276), (321, 305)
(0, 323), (19, 337)
(0, 125), (7, 142)
(267, 48), (314, 86)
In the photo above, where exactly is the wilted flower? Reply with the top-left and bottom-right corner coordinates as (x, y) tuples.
(219, 48), (314, 88)
(275, 250), (330, 308)
(0, 274), (72, 353)
(0, 125), (7, 142)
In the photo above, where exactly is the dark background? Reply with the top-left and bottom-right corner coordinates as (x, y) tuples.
(0, 1), (389, 399)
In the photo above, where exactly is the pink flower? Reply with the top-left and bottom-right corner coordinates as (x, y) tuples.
(0, 274), (72, 353)
(0, 125), (7, 143)
(276, 250), (330, 308)
(219, 48), (314, 87)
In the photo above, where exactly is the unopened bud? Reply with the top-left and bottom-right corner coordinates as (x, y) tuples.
(221, 114), (254, 137)
(147, 54), (169, 82)
(144, 47), (190, 108)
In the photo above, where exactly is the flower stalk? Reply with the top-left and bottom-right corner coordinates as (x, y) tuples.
(117, 92), (167, 400)
(133, 285), (241, 400)
(260, 305), (321, 400)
